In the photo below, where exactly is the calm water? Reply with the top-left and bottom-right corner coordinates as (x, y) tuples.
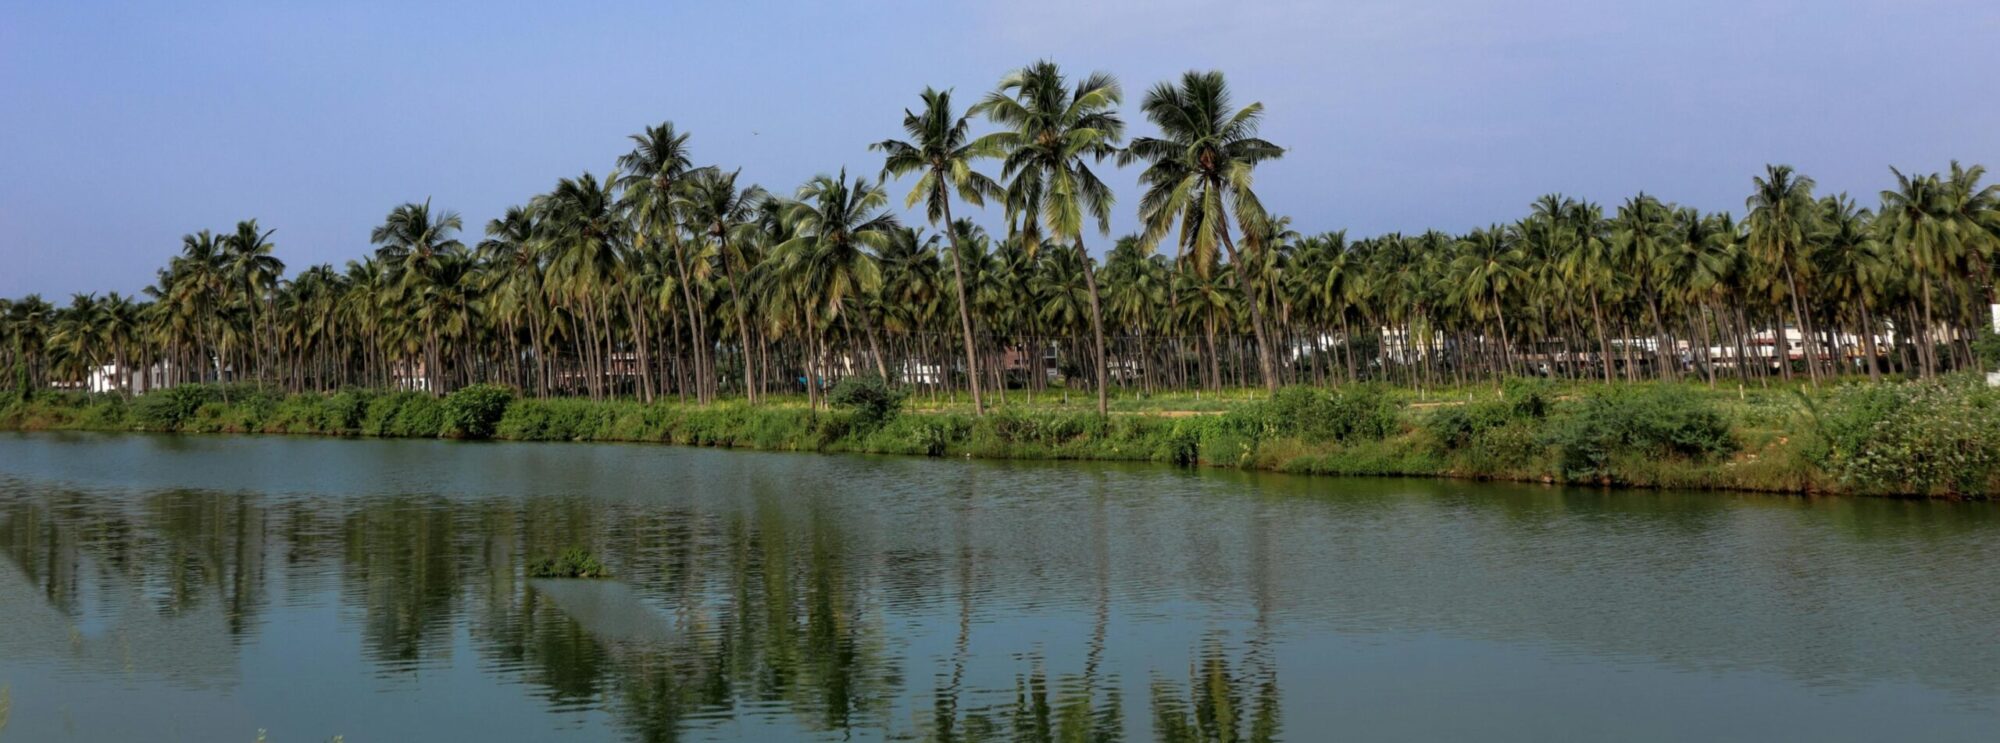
(1, 433), (1997, 741)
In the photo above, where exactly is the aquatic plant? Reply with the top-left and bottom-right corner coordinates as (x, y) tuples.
(530, 547), (610, 578)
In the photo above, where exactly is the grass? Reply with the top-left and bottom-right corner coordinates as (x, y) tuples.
(3, 375), (1994, 499)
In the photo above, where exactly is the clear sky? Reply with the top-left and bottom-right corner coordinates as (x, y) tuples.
(3, 0), (1997, 297)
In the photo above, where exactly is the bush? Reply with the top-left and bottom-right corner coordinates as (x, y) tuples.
(321, 389), (374, 433)
(1425, 377), (1556, 451)
(442, 384), (515, 439)
(496, 398), (619, 441)
(131, 385), (218, 430)
(1423, 400), (1516, 450)
(528, 547), (609, 578)
(1805, 379), (2000, 495)
(1552, 385), (1736, 480)
(360, 392), (445, 437)
(828, 375), (906, 428)
(1973, 328), (2000, 369)
(1239, 385), (1400, 444)
(1500, 376), (1555, 418)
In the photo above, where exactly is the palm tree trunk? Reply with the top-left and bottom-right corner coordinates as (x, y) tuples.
(1218, 227), (1279, 395)
(1781, 261), (1818, 386)
(717, 234), (758, 403)
(1858, 298), (1882, 382)
(938, 203), (984, 414)
(1492, 296), (1517, 380)
(1589, 290), (1613, 384)
(1073, 240), (1111, 416)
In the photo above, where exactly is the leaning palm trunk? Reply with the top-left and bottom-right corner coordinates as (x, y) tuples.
(939, 201), (984, 414)
(1857, 298), (1883, 382)
(1218, 228), (1279, 395)
(717, 234), (757, 403)
(668, 234), (709, 403)
(1778, 261), (1817, 386)
(1075, 240), (1112, 417)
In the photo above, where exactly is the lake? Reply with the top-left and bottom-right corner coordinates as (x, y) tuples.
(1, 432), (1996, 741)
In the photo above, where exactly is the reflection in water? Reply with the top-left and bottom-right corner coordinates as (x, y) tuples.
(1, 434), (1999, 741)
(1151, 637), (1279, 743)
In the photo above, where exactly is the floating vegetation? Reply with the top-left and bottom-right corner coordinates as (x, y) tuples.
(529, 547), (610, 578)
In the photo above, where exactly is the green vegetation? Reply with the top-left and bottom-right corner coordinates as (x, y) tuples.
(1803, 380), (2000, 495)
(3, 58), (1995, 502)
(8, 377), (1998, 498)
(827, 374), (906, 428)
(442, 383), (514, 438)
(528, 547), (610, 579)
(4, 63), (1996, 420)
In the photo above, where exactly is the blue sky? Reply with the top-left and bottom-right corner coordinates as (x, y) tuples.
(3, 0), (1996, 297)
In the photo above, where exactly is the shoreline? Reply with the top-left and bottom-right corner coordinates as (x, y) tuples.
(6, 379), (1995, 500)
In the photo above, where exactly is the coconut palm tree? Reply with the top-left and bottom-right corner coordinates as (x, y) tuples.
(974, 60), (1124, 416)
(223, 219), (283, 384)
(1879, 167), (1956, 377)
(771, 170), (899, 396)
(1124, 69), (1286, 394)
(539, 172), (625, 399)
(1746, 165), (1821, 384)
(1814, 195), (1885, 380)
(875, 87), (1003, 413)
(616, 122), (715, 401)
(680, 168), (769, 401)
(1448, 225), (1525, 380)
(370, 200), (464, 393)
(479, 205), (549, 395)
(1610, 194), (1680, 381)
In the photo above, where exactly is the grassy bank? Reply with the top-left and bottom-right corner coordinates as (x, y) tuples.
(5, 376), (1998, 499)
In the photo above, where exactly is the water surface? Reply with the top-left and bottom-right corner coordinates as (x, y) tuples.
(1, 432), (1996, 741)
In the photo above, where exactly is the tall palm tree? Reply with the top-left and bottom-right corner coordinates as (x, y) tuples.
(772, 170), (899, 395)
(974, 60), (1125, 416)
(1124, 70), (1286, 394)
(370, 200), (465, 392)
(170, 229), (228, 384)
(224, 219), (283, 385)
(1611, 194), (1680, 380)
(1941, 161), (2000, 333)
(1745, 165), (1821, 385)
(539, 172), (625, 399)
(1448, 226), (1524, 379)
(680, 168), (769, 402)
(1814, 195), (1886, 381)
(874, 87), (1002, 413)
(1879, 167), (1960, 377)
(616, 122), (715, 401)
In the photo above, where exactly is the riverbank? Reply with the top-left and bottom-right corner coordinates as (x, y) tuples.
(4, 377), (1996, 498)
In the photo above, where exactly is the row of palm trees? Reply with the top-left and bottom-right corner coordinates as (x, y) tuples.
(6, 62), (1999, 414)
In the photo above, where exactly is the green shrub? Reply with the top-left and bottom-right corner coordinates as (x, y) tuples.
(1500, 376), (1556, 418)
(1805, 379), (2000, 495)
(1553, 385), (1736, 480)
(442, 384), (515, 439)
(359, 392), (444, 437)
(528, 547), (609, 578)
(1425, 377), (1555, 452)
(828, 375), (906, 428)
(74, 396), (130, 429)
(1424, 401), (1513, 450)
(495, 397), (621, 441)
(1974, 328), (2000, 368)
(1238, 385), (1400, 444)
(390, 395), (444, 437)
(131, 385), (218, 430)
(321, 389), (374, 432)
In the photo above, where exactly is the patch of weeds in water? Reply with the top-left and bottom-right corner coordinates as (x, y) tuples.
(529, 547), (610, 578)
